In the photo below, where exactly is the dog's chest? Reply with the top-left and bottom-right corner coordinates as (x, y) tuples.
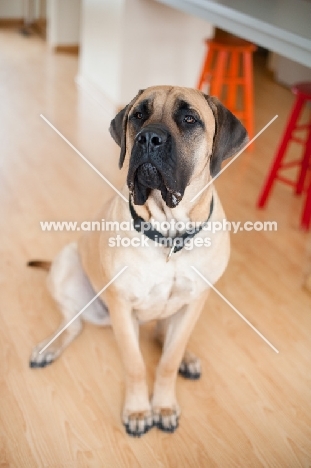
(118, 226), (230, 322)
(128, 265), (204, 322)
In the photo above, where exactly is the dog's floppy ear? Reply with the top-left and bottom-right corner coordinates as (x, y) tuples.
(205, 96), (248, 177)
(109, 90), (144, 169)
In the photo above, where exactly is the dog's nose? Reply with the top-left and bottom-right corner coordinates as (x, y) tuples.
(136, 127), (168, 149)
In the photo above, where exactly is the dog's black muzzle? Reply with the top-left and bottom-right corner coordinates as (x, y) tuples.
(127, 124), (186, 208)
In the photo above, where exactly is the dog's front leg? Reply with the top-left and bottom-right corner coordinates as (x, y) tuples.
(104, 291), (153, 437)
(152, 291), (209, 432)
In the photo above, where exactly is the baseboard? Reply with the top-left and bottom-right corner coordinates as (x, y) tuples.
(75, 75), (118, 117)
(32, 19), (47, 39)
(0, 18), (23, 28)
(54, 45), (79, 55)
(0, 18), (46, 39)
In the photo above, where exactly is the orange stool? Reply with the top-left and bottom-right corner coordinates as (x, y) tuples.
(257, 82), (311, 230)
(197, 37), (257, 139)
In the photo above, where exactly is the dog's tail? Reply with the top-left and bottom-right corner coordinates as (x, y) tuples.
(27, 260), (52, 271)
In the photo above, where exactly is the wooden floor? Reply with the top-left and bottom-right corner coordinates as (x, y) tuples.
(1, 29), (311, 468)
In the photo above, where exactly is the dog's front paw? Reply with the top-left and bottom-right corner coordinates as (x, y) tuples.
(153, 405), (180, 433)
(122, 410), (153, 437)
(179, 351), (201, 380)
(29, 342), (60, 368)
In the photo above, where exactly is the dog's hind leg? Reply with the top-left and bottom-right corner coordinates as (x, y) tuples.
(30, 243), (110, 368)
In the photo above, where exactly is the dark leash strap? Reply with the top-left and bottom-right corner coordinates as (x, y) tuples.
(129, 195), (214, 261)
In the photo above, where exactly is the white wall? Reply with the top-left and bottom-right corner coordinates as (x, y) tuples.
(0, 0), (45, 21)
(268, 53), (311, 87)
(78, 0), (213, 109)
(34, 0), (47, 20)
(0, 0), (23, 18)
(79, 0), (124, 105)
(0, 0), (46, 22)
(120, 0), (213, 104)
(47, 0), (81, 47)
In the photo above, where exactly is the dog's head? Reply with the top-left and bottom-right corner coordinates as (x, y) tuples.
(110, 86), (248, 208)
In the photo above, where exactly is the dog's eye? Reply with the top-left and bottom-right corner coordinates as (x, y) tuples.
(134, 112), (143, 120)
(184, 115), (196, 124)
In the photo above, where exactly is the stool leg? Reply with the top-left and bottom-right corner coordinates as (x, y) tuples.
(197, 44), (214, 92)
(210, 49), (227, 99)
(243, 50), (254, 141)
(257, 95), (305, 208)
(301, 178), (311, 229)
(226, 51), (239, 113)
(296, 126), (311, 194)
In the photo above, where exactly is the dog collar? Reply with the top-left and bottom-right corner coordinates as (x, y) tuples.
(129, 195), (214, 261)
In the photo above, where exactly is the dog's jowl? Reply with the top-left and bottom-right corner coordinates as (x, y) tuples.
(29, 86), (247, 437)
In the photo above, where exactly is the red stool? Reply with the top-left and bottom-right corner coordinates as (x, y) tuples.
(197, 36), (257, 140)
(257, 82), (311, 230)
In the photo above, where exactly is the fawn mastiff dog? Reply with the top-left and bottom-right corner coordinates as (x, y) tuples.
(29, 86), (247, 436)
